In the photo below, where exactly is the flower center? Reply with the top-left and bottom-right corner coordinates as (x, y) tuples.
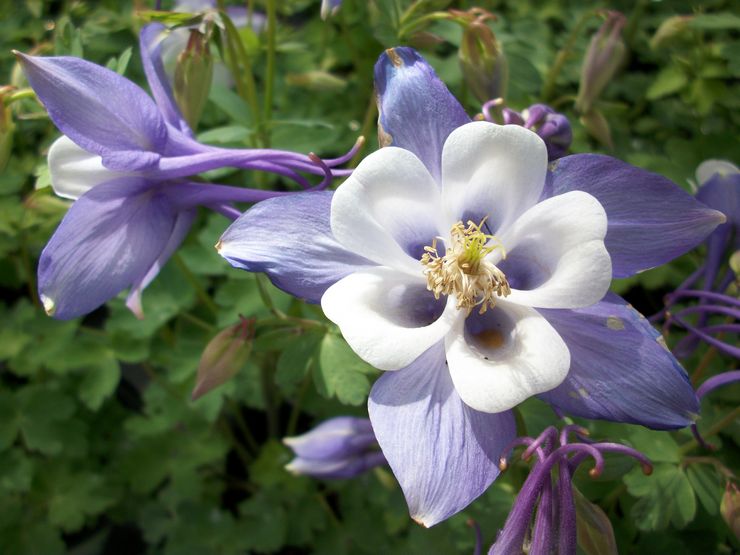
(420, 219), (511, 314)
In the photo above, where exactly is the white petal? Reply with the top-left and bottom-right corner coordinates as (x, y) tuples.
(695, 159), (738, 186)
(445, 301), (570, 413)
(440, 122), (547, 233)
(321, 268), (462, 371)
(497, 191), (611, 309)
(48, 136), (127, 200)
(331, 147), (445, 277)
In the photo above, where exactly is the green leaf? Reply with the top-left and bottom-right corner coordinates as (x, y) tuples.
(625, 463), (697, 530)
(686, 464), (723, 516)
(688, 13), (740, 30)
(78, 359), (121, 411)
(275, 330), (323, 395)
(627, 428), (680, 463)
(646, 65), (688, 100)
(315, 333), (376, 406)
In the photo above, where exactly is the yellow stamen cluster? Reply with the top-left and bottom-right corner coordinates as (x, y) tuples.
(421, 219), (511, 314)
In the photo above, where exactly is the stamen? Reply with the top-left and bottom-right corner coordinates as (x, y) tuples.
(420, 219), (510, 314)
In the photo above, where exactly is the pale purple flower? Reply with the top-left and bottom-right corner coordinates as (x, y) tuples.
(217, 47), (723, 526)
(283, 417), (385, 479)
(490, 425), (652, 555)
(19, 24), (354, 320)
(320, 0), (342, 20)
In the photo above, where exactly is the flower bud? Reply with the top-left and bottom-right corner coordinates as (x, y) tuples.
(174, 29), (213, 130)
(721, 482), (740, 540)
(456, 9), (508, 103)
(576, 11), (626, 114)
(283, 417), (386, 479)
(191, 316), (255, 400)
(521, 104), (573, 160)
(650, 15), (693, 50)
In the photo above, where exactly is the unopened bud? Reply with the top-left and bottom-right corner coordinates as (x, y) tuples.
(285, 70), (347, 92)
(650, 15), (693, 50)
(721, 482), (740, 540)
(576, 11), (626, 114)
(459, 16), (508, 103)
(191, 316), (254, 400)
(283, 417), (386, 479)
(174, 29), (213, 130)
(521, 104), (572, 160)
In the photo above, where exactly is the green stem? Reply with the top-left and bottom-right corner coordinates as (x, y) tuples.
(219, 418), (253, 466)
(349, 94), (377, 168)
(255, 274), (286, 319)
(173, 254), (219, 316)
(179, 311), (216, 332)
(541, 10), (599, 102)
(226, 397), (260, 453)
(263, 0), (277, 147)
(286, 370), (313, 437)
(679, 407), (740, 455)
(260, 363), (279, 438)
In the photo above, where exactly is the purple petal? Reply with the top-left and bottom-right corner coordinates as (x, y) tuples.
(217, 191), (373, 303)
(537, 293), (700, 430)
(139, 23), (192, 136)
(17, 53), (168, 170)
(374, 47), (470, 182)
(545, 154), (726, 277)
(38, 178), (177, 319)
(368, 342), (516, 527)
(283, 417), (376, 460)
(126, 208), (196, 318)
(285, 450), (385, 480)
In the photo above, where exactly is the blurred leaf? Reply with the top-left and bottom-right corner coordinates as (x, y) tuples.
(688, 13), (740, 31)
(646, 65), (687, 100)
(315, 332), (376, 406)
(686, 464), (723, 516)
(574, 486), (618, 555)
(78, 358), (121, 411)
(625, 463), (696, 530)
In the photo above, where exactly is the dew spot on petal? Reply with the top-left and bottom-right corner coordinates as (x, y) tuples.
(606, 316), (624, 330)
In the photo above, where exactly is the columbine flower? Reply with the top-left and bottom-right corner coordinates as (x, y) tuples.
(218, 47), (723, 526)
(482, 102), (572, 160)
(283, 417), (386, 479)
(490, 425), (652, 555)
(18, 24), (355, 320)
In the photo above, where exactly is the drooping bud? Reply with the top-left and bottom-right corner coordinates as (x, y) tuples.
(456, 9), (508, 103)
(576, 11), (626, 114)
(191, 316), (255, 400)
(283, 417), (386, 479)
(174, 29), (213, 130)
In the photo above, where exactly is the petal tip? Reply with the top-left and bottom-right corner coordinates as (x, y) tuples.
(385, 48), (404, 67)
(40, 294), (55, 316)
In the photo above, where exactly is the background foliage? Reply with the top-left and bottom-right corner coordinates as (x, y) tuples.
(0, 0), (737, 553)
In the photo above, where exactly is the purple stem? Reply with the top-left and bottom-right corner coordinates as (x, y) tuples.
(670, 304), (740, 321)
(696, 370), (740, 399)
(557, 463), (577, 555)
(559, 425), (589, 447)
(522, 426), (559, 461)
(665, 290), (740, 309)
(530, 478), (554, 555)
(468, 519), (483, 555)
(207, 203), (242, 221)
(672, 316), (740, 358)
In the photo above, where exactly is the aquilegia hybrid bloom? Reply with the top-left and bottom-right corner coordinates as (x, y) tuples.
(218, 47), (724, 526)
(19, 23), (353, 320)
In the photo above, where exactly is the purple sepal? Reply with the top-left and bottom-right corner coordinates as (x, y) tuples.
(38, 178), (180, 320)
(126, 208), (196, 318)
(284, 417), (376, 460)
(546, 154), (726, 277)
(217, 191), (373, 303)
(16, 53), (168, 170)
(524, 104), (572, 161)
(286, 450), (386, 480)
(537, 293), (700, 430)
(368, 342), (516, 527)
(139, 23), (192, 136)
(374, 47), (470, 182)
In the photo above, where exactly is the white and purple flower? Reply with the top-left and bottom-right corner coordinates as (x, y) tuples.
(218, 47), (724, 526)
(19, 23), (352, 320)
